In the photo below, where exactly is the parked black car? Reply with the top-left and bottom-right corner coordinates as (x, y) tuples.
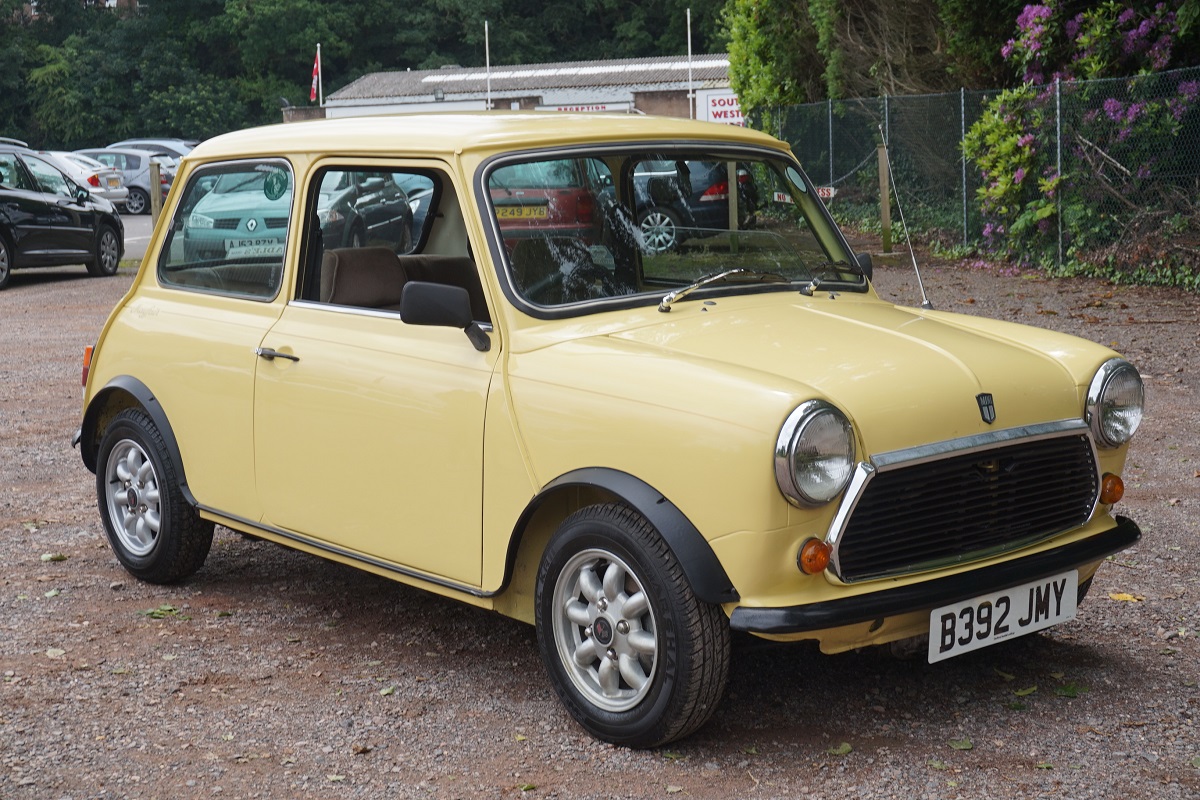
(633, 160), (758, 253)
(0, 144), (125, 290)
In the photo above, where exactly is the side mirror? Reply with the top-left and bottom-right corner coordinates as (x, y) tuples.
(401, 281), (472, 328)
(401, 281), (491, 351)
(855, 252), (873, 280)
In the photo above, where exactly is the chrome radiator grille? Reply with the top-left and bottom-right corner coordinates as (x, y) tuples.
(831, 428), (1099, 583)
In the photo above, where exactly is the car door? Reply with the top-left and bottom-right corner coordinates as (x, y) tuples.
(0, 151), (57, 262)
(21, 153), (95, 260)
(252, 163), (496, 586)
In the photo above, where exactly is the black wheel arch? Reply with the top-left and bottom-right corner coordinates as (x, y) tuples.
(506, 467), (739, 605)
(79, 376), (199, 508)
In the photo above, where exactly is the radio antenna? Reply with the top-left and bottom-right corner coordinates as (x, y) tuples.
(878, 124), (933, 310)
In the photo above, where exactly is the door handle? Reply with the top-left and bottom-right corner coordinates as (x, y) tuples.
(255, 347), (299, 362)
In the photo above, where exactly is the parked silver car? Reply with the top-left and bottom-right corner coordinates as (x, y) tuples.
(108, 138), (198, 167)
(42, 151), (129, 206)
(76, 147), (172, 215)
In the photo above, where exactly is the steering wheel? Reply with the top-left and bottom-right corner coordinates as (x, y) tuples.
(561, 261), (620, 302)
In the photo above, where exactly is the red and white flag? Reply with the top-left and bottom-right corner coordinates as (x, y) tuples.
(309, 45), (321, 103)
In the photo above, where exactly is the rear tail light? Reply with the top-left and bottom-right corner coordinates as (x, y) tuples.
(699, 181), (729, 202)
(576, 193), (594, 223)
(88, 175), (101, 188)
(82, 345), (93, 389)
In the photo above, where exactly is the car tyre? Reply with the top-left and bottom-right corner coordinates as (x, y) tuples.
(86, 225), (121, 277)
(638, 207), (681, 254)
(0, 233), (11, 290)
(535, 503), (730, 747)
(96, 408), (214, 584)
(124, 187), (150, 215)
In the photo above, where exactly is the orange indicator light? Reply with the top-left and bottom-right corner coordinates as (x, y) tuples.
(797, 538), (832, 575)
(1100, 473), (1124, 505)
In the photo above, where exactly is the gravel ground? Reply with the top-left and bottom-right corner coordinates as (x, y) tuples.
(0, 257), (1197, 800)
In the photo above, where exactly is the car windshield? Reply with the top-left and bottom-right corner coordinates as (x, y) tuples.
(486, 148), (864, 310)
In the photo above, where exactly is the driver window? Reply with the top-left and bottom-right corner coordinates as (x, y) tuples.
(24, 156), (73, 197)
(302, 166), (490, 323)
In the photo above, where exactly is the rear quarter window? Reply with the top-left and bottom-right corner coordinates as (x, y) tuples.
(157, 160), (293, 300)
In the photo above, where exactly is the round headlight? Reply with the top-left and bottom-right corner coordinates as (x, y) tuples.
(775, 400), (856, 507)
(1086, 358), (1144, 448)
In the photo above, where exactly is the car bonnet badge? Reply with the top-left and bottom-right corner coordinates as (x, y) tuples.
(977, 393), (996, 424)
(246, 218), (258, 232)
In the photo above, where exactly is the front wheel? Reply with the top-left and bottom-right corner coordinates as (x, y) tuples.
(0, 233), (12, 290)
(96, 408), (214, 583)
(535, 504), (730, 747)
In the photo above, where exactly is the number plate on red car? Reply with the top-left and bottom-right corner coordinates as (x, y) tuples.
(927, 570), (1077, 663)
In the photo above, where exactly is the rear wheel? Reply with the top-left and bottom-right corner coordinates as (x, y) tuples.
(535, 504), (730, 747)
(86, 225), (120, 276)
(124, 187), (149, 215)
(638, 207), (681, 254)
(96, 408), (213, 583)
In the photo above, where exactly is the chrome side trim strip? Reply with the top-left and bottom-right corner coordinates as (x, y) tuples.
(197, 506), (494, 598)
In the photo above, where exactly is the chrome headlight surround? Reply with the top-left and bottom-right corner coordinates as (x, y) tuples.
(775, 400), (857, 507)
(1085, 358), (1144, 448)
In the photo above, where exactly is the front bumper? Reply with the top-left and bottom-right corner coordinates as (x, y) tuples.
(729, 516), (1140, 635)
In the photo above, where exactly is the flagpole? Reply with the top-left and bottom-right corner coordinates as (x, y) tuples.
(317, 43), (324, 107)
(687, 9), (694, 120)
(485, 21), (491, 110)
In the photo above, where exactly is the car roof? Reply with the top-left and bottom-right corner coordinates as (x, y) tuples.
(111, 137), (197, 146)
(79, 146), (164, 159)
(189, 112), (788, 162)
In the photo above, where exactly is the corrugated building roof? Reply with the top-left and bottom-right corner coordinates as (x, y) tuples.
(329, 54), (731, 103)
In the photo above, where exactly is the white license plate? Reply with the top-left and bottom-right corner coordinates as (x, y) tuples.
(927, 569), (1078, 663)
(225, 238), (284, 258)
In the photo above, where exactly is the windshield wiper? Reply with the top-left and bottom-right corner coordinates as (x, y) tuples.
(658, 268), (789, 312)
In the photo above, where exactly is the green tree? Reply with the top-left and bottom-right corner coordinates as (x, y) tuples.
(723, 0), (823, 116)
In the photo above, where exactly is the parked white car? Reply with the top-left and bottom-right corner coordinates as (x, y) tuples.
(41, 151), (129, 206)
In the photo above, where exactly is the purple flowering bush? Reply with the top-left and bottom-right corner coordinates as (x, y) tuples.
(965, 1), (1199, 284)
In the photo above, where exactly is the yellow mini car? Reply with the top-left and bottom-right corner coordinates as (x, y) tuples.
(74, 113), (1144, 747)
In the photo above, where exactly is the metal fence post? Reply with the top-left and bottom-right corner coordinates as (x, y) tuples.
(878, 142), (892, 253)
(1055, 78), (1063, 267)
(828, 98), (834, 186)
(961, 88), (968, 248)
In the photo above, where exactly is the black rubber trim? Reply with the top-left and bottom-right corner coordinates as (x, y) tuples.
(507, 467), (740, 604)
(729, 516), (1140, 634)
(78, 375), (200, 508)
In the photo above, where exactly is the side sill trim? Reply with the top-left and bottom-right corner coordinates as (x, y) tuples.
(729, 516), (1140, 635)
(199, 507), (495, 599)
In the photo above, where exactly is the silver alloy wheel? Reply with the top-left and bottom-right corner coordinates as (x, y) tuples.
(125, 188), (148, 215)
(639, 210), (678, 253)
(551, 548), (659, 712)
(103, 437), (163, 558)
(98, 229), (119, 273)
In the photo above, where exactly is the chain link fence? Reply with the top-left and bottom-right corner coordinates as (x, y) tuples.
(766, 66), (1200, 270)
